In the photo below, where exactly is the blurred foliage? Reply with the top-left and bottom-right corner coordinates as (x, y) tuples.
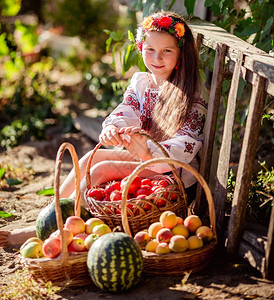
(42, 0), (121, 60)
(227, 162), (274, 227)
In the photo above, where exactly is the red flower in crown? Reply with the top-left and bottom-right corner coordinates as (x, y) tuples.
(155, 16), (173, 29)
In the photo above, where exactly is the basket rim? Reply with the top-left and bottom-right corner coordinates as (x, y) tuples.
(141, 239), (217, 259)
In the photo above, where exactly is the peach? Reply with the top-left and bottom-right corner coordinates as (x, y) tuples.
(92, 224), (112, 236)
(134, 231), (151, 249)
(145, 239), (159, 252)
(155, 242), (171, 254)
(184, 215), (202, 233)
(156, 228), (173, 243)
(187, 235), (203, 250)
(85, 218), (104, 234)
(159, 211), (177, 229)
(148, 222), (163, 239)
(196, 226), (213, 242)
(171, 224), (189, 238)
(176, 216), (184, 225)
(169, 235), (188, 253)
(64, 216), (85, 236)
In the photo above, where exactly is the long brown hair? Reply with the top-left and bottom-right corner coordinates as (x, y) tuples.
(139, 11), (201, 141)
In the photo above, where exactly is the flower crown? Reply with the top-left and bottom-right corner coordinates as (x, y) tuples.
(136, 15), (185, 52)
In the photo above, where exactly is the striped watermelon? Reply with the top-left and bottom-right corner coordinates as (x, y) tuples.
(87, 232), (143, 293)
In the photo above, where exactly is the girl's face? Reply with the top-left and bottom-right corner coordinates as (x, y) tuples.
(142, 31), (180, 83)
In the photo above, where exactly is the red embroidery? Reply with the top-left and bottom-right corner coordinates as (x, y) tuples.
(162, 143), (171, 151)
(123, 89), (140, 111)
(184, 141), (195, 154)
(140, 89), (159, 130)
(178, 110), (205, 137)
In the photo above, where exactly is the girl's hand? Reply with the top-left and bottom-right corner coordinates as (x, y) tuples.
(119, 127), (153, 160)
(99, 125), (123, 146)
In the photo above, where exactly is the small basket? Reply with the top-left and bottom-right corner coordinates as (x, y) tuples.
(84, 133), (188, 236)
(18, 143), (92, 287)
(120, 157), (217, 276)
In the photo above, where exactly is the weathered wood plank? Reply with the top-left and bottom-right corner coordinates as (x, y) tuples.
(227, 74), (266, 255)
(195, 43), (227, 211)
(214, 51), (243, 241)
(189, 19), (274, 96)
(238, 241), (266, 274)
(263, 202), (274, 280)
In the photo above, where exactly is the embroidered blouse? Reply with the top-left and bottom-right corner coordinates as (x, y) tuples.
(102, 72), (208, 188)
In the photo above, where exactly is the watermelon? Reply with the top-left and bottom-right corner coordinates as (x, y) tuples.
(87, 232), (143, 293)
(36, 198), (92, 241)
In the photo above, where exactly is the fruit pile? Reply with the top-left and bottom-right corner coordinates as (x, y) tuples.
(133, 211), (213, 254)
(20, 216), (112, 259)
(86, 175), (179, 213)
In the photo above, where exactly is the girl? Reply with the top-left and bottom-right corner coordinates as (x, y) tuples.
(0, 11), (207, 246)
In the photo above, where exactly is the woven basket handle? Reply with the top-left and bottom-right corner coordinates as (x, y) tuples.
(85, 132), (186, 202)
(54, 142), (81, 261)
(121, 157), (216, 240)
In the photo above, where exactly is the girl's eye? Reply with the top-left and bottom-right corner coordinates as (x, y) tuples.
(164, 49), (172, 53)
(146, 48), (154, 51)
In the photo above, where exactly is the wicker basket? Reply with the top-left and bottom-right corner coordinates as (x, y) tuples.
(18, 143), (92, 287)
(84, 133), (187, 236)
(120, 157), (217, 276)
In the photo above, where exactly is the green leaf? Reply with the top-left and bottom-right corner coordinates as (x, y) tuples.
(103, 29), (111, 35)
(260, 16), (273, 42)
(0, 0), (21, 16)
(128, 30), (135, 43)
(37, 187), (55, 196)
(0, 33), (9, 56)
(143, 0), (160, 17)
(106, 37), (112, 52)
(6, 178), (22, 185)
(168, 0), (176, 11)
(0, 210), (15, 218)
(185, 0), (196, 16)
(110, 30), (123, 42)
(0, 168), (5, 179)
(237, 22), (260, 38)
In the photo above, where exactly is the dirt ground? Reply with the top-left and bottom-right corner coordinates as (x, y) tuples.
(0, 131), (274, 299)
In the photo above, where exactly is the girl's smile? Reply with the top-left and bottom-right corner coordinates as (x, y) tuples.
(142, 31), (180, 85)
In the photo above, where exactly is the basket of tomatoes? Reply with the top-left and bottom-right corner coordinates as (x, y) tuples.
(84, 133), (188, 236)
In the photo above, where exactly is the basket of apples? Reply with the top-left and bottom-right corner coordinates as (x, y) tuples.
(84, 134), (188, 236)
(121, 157), (217, 275)
(18, 143), (113, 287)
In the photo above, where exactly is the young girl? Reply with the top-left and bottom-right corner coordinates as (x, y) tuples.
(1, 11), (207, 246)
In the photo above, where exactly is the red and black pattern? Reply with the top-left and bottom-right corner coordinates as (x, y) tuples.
(184, 141), (196, 154)
(123, 89), (140, 111)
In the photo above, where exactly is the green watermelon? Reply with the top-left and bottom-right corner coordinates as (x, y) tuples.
(87, 232), (143, 293)
(36, 198), (92, 241)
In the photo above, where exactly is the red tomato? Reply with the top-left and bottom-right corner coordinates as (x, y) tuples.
(110, 190), (122, 201)
(121, 175), (141, 195)
(104, 181), (121, 195)
(157, 179), (169, 188)
(141, 178), (152, 186)
(135, 185), (152, 197)
(154, 197), (166, 207)
(87, 188), (105, 200)
(136, 197), (152, 211)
